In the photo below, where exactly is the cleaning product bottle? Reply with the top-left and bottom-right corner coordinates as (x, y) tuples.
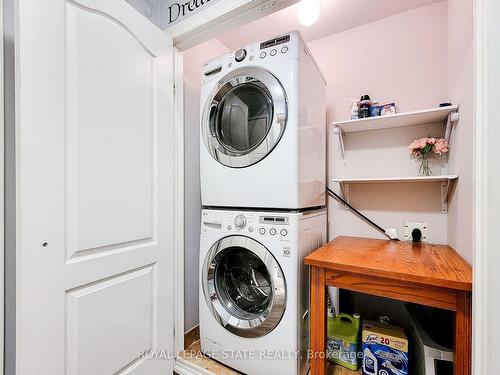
(349, 100), (359, 120)
(362, 347), (377, 375)
(326, 313), (361, 370)
(359, 95), (372, 118)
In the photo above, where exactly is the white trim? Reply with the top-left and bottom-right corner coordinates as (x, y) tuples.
(0, 0), (4, 372)
(174, 47), (185, 355)
(166, 0), (299, 50)
(174, 357), (217, 375)
(473, 0), (485, 370)
(473, 0), (498, 372)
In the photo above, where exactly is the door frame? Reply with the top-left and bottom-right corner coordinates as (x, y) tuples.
(0, 0), (4, 372)
(173, 46), (185, 354)
(473, 0), (500, 372)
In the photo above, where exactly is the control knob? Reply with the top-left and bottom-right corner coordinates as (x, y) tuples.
(234, 215), (247, 229)
(235, 49), (247, 62)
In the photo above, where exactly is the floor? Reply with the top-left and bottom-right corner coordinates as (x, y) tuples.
(178, 340), (361, 375)
(179, 340), (241, 374)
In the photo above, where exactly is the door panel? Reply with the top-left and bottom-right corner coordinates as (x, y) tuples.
(16, 0), (175, 374)
(66, 266), (156, 375)
(67, 2), (156, 256)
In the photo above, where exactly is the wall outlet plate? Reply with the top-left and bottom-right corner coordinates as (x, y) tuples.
(404, 221), (428, 242)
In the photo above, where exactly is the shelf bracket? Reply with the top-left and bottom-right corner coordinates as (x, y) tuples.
(340, 182), (350, 209)
(444, 108), (460, 146)
(333, 125), (346, 159)
(441, 179), (455, 213)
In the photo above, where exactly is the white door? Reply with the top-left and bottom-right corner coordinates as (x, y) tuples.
(15, 0), (175, 374)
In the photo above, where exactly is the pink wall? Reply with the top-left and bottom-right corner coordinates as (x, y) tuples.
(446, 0), (474, 264)
(309, 1), (448, 124)
(308, 3), (453, 245)
(183, 38), (229, 332)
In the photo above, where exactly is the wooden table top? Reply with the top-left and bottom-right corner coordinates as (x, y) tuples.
(304, 236), (472, 291)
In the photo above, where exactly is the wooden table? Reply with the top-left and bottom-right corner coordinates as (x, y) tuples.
(304, 236), (472, 375)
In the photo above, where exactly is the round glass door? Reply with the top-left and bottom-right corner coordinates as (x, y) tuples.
(202, 236), (286, 338)
(202, 67), (288, 168)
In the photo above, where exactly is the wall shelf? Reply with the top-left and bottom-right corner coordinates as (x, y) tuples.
(331, 175), (458, 213)
(332, 105), (460, 158)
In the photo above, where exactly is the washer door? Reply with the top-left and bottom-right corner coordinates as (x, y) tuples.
(202, 236), (286, 338)
(202, 67), (288, 168)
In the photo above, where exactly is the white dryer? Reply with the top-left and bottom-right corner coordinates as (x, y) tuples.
(200, 31), (326, 210)
(199, 208), (330, 375)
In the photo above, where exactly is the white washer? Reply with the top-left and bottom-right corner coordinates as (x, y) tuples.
(199, 208), (332, 375)
(200, 31), (327, 210)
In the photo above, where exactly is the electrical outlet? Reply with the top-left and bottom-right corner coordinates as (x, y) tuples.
(404, 221), (428, 242)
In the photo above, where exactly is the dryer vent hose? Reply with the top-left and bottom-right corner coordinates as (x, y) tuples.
(326, 187), (399, 241)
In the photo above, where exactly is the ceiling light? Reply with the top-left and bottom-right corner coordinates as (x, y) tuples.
(297, 0), (321, 26)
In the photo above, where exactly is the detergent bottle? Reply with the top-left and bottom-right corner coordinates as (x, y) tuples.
(326, 312), (361, 370)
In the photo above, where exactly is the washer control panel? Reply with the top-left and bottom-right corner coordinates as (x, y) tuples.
(202, 211), (291, 238)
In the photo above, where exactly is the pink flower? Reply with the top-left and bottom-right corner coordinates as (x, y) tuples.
(408, 138), (426, 152)
(416, 138), (428, 149)
(433, 138), (449, 155)
(427, 137), (436, 145)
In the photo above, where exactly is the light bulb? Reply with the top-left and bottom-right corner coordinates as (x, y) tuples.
(297, 0), (321, 26)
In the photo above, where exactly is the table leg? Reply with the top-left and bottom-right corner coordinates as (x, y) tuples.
(310, 266), (326, 375)
(454, 291), (472, 375)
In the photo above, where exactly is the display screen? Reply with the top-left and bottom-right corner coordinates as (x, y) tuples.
(260, 216), (289, 224)
(260, 35), (290, 50)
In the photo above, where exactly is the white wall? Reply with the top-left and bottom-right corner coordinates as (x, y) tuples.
(308, 2), (452, 244)
(183, 38), (229, 332)
(446, 0), (474, 263)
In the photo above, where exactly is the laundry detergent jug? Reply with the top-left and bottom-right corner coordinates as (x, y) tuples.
(326, 312), (361, 370)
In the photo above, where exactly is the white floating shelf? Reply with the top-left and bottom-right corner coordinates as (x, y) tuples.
(332, 175), (458, 184)
(332, 105), (460, 159)
(333, 105), (459, 133)
(331, 175), (458, 213)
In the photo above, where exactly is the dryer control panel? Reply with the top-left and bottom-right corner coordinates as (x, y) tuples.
(200, 31), (301, 85)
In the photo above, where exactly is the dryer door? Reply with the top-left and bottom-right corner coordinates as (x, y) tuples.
(202, 236), (286, 338)
(202, 67), (288, 168)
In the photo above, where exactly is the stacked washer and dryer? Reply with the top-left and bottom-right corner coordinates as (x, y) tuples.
(198, 31), (329, 375)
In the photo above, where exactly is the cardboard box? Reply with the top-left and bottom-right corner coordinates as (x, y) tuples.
(361, 321), (408, 375)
